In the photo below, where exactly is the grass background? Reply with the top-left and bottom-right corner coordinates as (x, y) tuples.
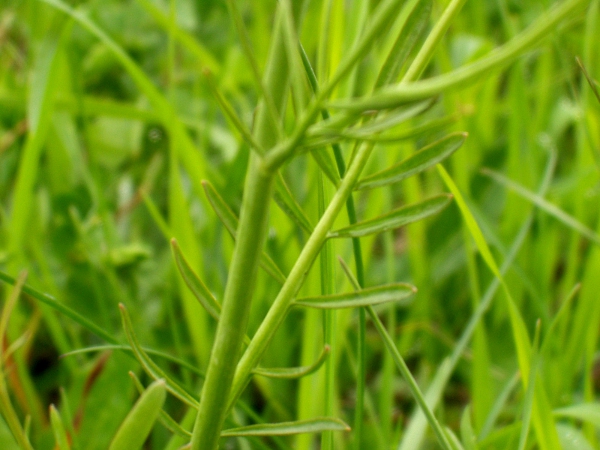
(1, 0), (599, 448)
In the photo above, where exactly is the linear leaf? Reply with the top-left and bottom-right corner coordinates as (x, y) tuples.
(49, 405), (70, 450)
(310, 100), (434, 139)
(61, 345), (204, 378)
(128, 372), (191, 438)
(444, 426), (465, 450)
(220, 418), (350, 437)
(437, 165), (561, 449)
(338, 258), (453, 450)
(576, 56), (600, 105)
(302, 115), (457, 150)
(554, 403), (600, 428)
(310, 148), (341, 186)
(0, 270), (118, 345)
(481, 167), (600, 246)
(108, 379), (166, 450)
(376, 0), (433, 87)
(329, 194), (452, 238)
(555, 424), (595, 450)
(254, 345), (330, 379)
(171, 239), (221, 320)
(119, 304), (199, 409)
(460, 406), (477, 450)
(274, 173), (314, 234)
(202, 180), (287, 284)
(295, 284), (416, 309)
(357, 133), (467, 190)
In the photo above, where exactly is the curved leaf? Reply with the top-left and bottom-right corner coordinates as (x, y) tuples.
(274, 174), (314, 234)
(220, 417), (350, 437)
(119, 304), (200, 409)
(108, 379), (166, 450)
(294, 283), (416, 309)
(329, 194), (452, 238)
(171, 239), (221, 320)
(310, 100), (435, 140)
(356, 133), (467, 190)
(254, 345), (330, 379)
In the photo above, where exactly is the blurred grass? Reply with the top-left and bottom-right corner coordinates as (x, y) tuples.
(1, 0), (599, 449)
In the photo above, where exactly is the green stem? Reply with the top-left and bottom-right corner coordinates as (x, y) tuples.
(190, 7), (290, 449)
(227, 139), (376, 410)
(190, 156), (274, 450)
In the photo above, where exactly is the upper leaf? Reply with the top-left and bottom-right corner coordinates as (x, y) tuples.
(356, 132), (467, 191)
(329, 194), (452, 238)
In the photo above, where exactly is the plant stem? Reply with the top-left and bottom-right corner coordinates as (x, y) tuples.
(190, 155), (274, 450)
(190, 7), (290, 449)
(227, 139), (376, 409)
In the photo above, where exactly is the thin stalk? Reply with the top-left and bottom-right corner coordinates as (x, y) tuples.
(228, 140), (377, 410)
(190, 156), (274, 450)
(319, 171), (336, 450)
(401, 0), (467, 83)
(190, 7), (290, 449)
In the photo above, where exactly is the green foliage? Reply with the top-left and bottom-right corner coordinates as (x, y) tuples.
(1, 0), (599, 449)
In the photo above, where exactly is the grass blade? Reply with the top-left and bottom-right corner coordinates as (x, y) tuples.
(108, 379), (166, 450)
(0, 272), (34, 450)
(128, 372), (191, 438)
(49, 405), (71, 450)
(0, 270), (118, 345)
(338, 259), (453, 450)
(554, 403), (600, 428)
(481, 167), (600, 246)
(274, 174), (314, 234)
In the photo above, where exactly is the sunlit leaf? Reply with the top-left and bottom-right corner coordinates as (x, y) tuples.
(295, 283), (416, 309)
(254, 345), (330, 379)
(554, 403), (600, 429)
(329, 194), (452, 238)
(220, 417), (350, 437)
(108, 379), (166, 450)
(356, 133), (467, 190)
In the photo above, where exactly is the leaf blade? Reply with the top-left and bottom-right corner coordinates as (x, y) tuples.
(357, 133), (467, 190)
(295, 284), (416, 309)
(329, 194), (452, 238)
(220, 418), (350, 437)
